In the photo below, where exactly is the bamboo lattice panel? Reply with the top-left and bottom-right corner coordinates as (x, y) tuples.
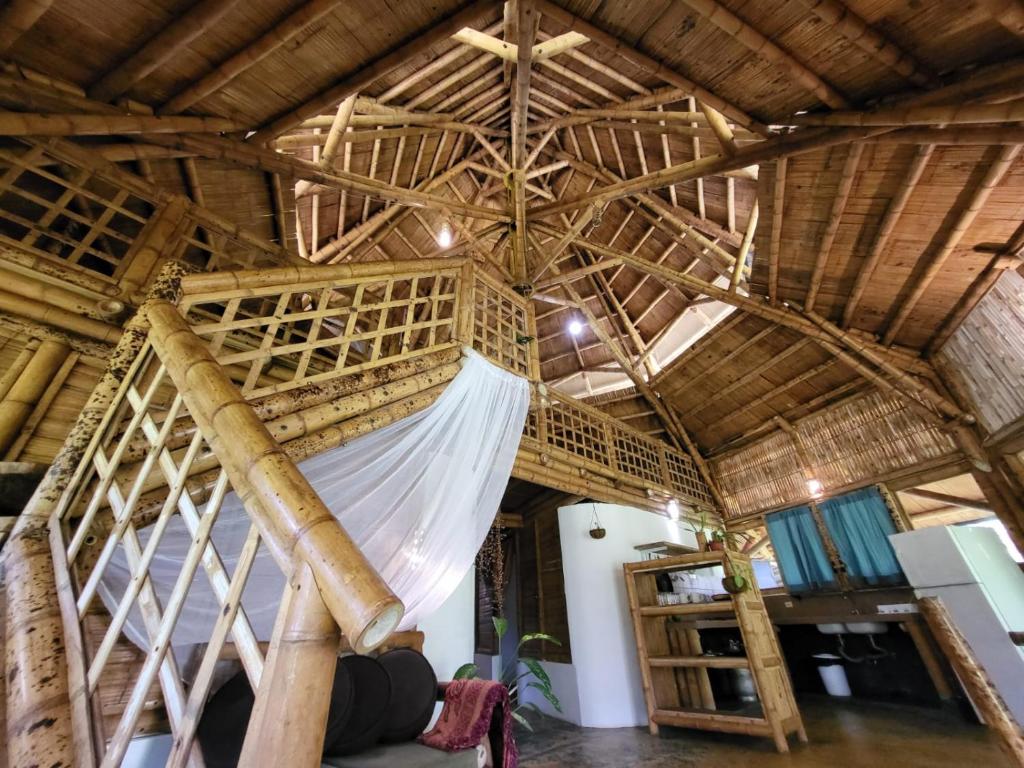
(938, 270), (1024, 438)
(179, 267), (461, 398)
(472, 271), (531, 378)
(524, 389), (715, 509)
(712, 389), (957, 519)
(52, 343), (267, 767)
(0, 139), (155, 281)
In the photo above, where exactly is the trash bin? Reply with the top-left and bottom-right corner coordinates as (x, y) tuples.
(813, 653), (852, 697)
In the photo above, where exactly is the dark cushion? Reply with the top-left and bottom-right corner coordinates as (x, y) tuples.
(377, 648), (438, 743)
(324, 655), (393, 756)
(322, 741), (480, 768)
(198, 662), (353, 768)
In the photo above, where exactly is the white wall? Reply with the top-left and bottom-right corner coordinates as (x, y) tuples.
(419, 565), (476, 725)
(554, 503), (698, 727)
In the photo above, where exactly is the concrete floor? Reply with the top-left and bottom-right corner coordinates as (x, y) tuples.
(517, 697), (1002, 767)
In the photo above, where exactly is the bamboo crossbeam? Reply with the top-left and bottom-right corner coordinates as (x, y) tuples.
(532, 126), (888, 218)
(792, 100), (1024, 127)
(883, 144), (1021, 345)
(680, 0), (849, 108)
(792, 0), (939, 87)
(842, 144), (933, 327)
(0, 339), (68, 455)
(159, 0), (344, 114)
(0, 0), (53, 51)
(250, 0), (495, 141)
(0, 111), (246, 135)
(89, 0), (243, 102)
(534, 0), (768, 134)
(0, 287), (121, 343)
(146, 300), (404, 653)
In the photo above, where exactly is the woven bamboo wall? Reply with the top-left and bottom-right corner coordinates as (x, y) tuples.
(711, 388), (958, 520)
(937, 270), (1024, 439)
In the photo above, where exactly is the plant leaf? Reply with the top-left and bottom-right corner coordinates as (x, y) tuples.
(510, 710), (534, 731)
(527, 681), (563, 713)
(519, 657), (552, 690)
(493, 616), (509, 640)
(453, 663), (478, 680)
(517, 632), (562, 652)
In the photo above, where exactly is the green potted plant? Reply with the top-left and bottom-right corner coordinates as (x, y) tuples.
(685, 510), (710, 551)
(453, 617), (562, 731)
(708, 529), (727, 551)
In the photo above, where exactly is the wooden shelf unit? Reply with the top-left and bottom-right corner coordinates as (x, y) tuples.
(624, 551), (807, 753)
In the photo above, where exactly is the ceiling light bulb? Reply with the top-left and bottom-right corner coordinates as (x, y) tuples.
(437, 222), (453, 248)
(806, 478), (823, 497)
(568, 319), (584, 336)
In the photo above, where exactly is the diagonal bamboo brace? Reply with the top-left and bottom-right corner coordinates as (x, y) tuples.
(145, 299), (404, 653)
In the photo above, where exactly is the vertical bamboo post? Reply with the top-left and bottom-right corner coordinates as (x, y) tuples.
(239, 564), (341, 767)
(457, 261), (476, 345)
(0, 339), (70, 455)
(2, 264), (188, 768)
(144, 300), (403, 652)
(918, 597), (1024, 766)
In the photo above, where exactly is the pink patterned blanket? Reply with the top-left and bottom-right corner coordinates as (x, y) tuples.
(418, 679), (518, 768)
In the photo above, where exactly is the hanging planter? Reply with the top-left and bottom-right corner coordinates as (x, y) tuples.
(721, 574), (749, 594)
(588, 504), (606, 539)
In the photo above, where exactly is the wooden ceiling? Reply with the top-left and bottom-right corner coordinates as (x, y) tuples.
(1, 0), (1023, 456)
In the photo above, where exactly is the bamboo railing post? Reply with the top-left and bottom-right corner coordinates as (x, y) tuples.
(2, 262), (189, 768)
(239, 564), (341, 767)
(144, 300), (403, 652)
(0, 339), (70, 455)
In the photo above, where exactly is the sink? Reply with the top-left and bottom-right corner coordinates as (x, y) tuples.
(817, 622), (888, 635)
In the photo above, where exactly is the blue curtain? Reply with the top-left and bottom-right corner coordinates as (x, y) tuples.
(766, 506), (837, 592)
(818, 487), (905, 586)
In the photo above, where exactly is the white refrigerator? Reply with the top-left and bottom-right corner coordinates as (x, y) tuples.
(890, 526), (1024, 724)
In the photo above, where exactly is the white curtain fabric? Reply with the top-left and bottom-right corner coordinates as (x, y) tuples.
(99, 351), (530, 650)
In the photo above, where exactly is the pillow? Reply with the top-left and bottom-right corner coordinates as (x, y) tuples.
(324, 655), (392, 756)
(377, 648), (438, 743)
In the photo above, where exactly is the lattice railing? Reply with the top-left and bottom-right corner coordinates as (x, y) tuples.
(179, 261), (466, 398)
(0, 138), (292, 289)
(51, 340), (267, 767)
(524, 389), (716, 510)
(471, 270), (533, 378)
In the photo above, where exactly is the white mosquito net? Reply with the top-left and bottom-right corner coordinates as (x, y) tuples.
(99, 350), (531, 650)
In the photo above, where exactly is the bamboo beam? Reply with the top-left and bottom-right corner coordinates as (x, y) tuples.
(730, 199), (758, 292)
(89, 0), (243, 102)
(534, 0), (768, 134)
(842, 144), (933, 327)
(883, 144), (1021, 345)
(0, 339), (68, 455)
(764, 154), (785, 305)
(973, 0), (1024, 39)
(452, 27), (516, 60)
(146, 300), (404, 652)
(532, 125), (887, 218)
(792, 0), (939, 87)
(508, 0), (537, 286)
(918, 597), (1024, 767)
(679, 0), (850, 107)
(901, 488), (993, 513)
(159, 0), (344, 114)
(0, 0), (54, 52)
(0, 112), (245, 135)
(250, 0), (495, 142)
(319, 93), (357, 170)
(805, 142), (864, 311)
(533, 257), (622, 291)
(792, 100), (1024, 127)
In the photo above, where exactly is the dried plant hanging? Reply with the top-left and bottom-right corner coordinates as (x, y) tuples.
(476, 523), (507, 616)
(589, 503), (606, 539)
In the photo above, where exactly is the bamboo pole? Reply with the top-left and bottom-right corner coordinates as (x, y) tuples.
(0, 340), (39, 402)
(0, 289), (121, 343)
(250, 0), (495, 142)
(2, 261), (184, 767)
(918, 597), (1024, 767)
(239, 564), (340, 768)
(805, 143), (863, 311)
(319, 93), (357, 170)
(842, 144), (933, 327)
(89, 0), (244, 102)
(0, 339), (69, 455)
(883, 144), (1021, 345)
(679, 0), (850, 108)
(159, 0), (344, 114)
(792, 0), (939, 87)
(0, 0), (53, 52)
(534, 0), (768, 134)
(730, 199), (758, 292)
(0, 111), (246, 135)
(792, 101), (1024, 128)
(146, 300), (404, 652)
